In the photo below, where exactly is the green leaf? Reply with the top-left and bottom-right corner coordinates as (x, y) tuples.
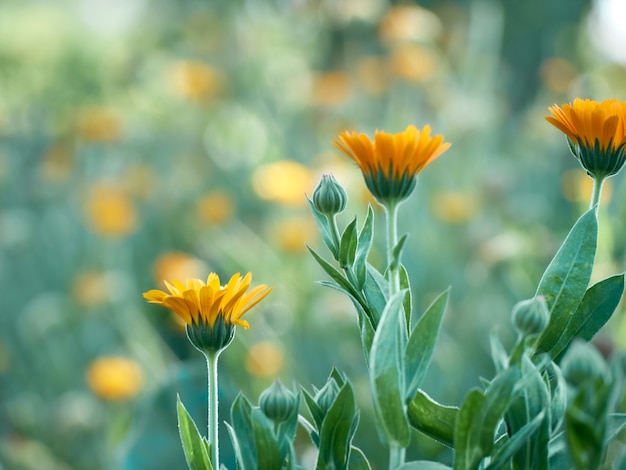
(306, 195), (338, 259)
(407, 390), (458, 448)
(363, 264), (389, 326)
(318, 382), (359, 469)
(230, 395), (258, 469)
(552, 274), (624, 360)
(348, 446), (371, 470)
(485, 411), (545, 470)
(607, 413), (626, 442)
(339, 217), (358, 269)
(399, 264), (412, 333)
(489, 331), (509, 374)
(301, 388), (324, 432)
(250, 407), (282, 470)
(355, 205), (374, 288)
(404, 288), (449, 402)
(370, 291), (411, 447)
(397, 462), (452, 469)
(534, 209), (598, 355)
(389, 233), (409, 271)
(177, 395), (213, 470)
(454, 388), (485, 470)
(224, 422), (244, 470)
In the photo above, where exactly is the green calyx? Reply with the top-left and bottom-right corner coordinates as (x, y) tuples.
(570, 137), (626, 179)
(312, 174), (348, 216)
(363, 167), (417, 205)
(186, 315), (235, 354)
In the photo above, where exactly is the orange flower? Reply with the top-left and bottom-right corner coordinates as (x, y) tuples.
(333, 125), (450, 203)
(546, 99), (626, 179)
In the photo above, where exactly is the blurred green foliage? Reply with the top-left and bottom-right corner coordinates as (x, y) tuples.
(1, 0), (626, 468)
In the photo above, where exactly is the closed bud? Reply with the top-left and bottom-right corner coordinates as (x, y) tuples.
(512, 296), (549, 337)
(312, 174), (347, 216)
(314, 378), (340, 415)
(561, 341), (608, 387)
(259, 380), (297, 423)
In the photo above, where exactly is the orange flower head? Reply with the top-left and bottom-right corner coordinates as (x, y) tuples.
(143, 272), (271, 353)
(546, 98), (626, 179)
(333, 125), (450, 204)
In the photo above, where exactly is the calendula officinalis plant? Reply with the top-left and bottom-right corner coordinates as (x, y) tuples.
(144, 98), (626, 470)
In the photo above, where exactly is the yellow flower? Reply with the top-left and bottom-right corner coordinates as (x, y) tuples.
(333, 125), (451, 203)
(144, 273), (271, 354)
(144, 272), (271, 329)
(83, 183), (138, 237)
(546, 98), (626, 179)
(86, 356), (143, 400)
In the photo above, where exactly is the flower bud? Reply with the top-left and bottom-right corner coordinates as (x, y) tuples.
(259, 380), (297, 423)
(312, 174), (347, 216)
(561, 341), (608, 387)
(511, 296), (549, 337)
(314, 378), (340, 415)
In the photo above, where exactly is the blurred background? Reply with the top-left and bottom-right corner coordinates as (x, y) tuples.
(2, 0), (626, 468)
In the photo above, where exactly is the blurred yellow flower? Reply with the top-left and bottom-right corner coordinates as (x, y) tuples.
(540, 58), (577, 94)
(431, 191), (479, 223)
(40, 141), (74, 182)
(170, 60), (223, 101)
(86, 356), (143, 400)
(334, 125), (451, 203)
(84, 183), (137, 237)
(76, 107), (122, 142)
(143, 272), (272, 329)
(390, 44), (438, 82)
(355, 56), (390, 95)
(153, 252), (209, 286)
(546, 99), (626, 179)
(561, 169), (612, 204)
(197, 190), (235, 225)
(72, 271), (109, 307)
(379, 5), (441, 44)
(245, 341), (284, 378)
(252, 160), (315, 207)
(310, 71), (351, 107)
(270, 216), (318, 253)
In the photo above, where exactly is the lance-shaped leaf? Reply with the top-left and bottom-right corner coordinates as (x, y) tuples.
(317, 381), (359, 470)
(534, 209), (598, 355)
(552, 273), (624, 360)
(405, 288), (449, 402)
(400, 264), (412, 333)
(370, 291), (411, 447)
(355, 205), (374, 288)
(485, 411), (545, 470)
(407, 390), (458, 448)
(348, 446), (371, 470)
(397, 463), (452, 469)
(339, 217), (358, 269)
(177, 396), (213, 470)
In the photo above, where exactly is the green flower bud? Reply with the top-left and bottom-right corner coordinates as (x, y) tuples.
(259, 380), (297, 423)
(511, 296), (549, 337)
(314, 378), (340, 415)
(186, 315), (235, 354)
(561, 341), (608, 387)
(312, 174), (347, 216)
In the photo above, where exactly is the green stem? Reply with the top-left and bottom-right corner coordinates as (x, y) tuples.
(389, 443), (406, 469)
(206, 351), (220, 469)
(327, 214), (342, 261)
(385, 201), (401, 296)
(590, 176), (605, 213)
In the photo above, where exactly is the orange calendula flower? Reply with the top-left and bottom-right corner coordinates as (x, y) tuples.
(143, 272), (271, 353)
(333, 125), (451, 204)
(546, 98), (626, 179)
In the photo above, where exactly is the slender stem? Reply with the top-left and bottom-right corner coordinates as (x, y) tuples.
(389, 443), (406, 469)
(206, 351), (220, 469)
(385, 201), (401, 296)
(589, 176), (605, 213)
(327, 214), (342, 260)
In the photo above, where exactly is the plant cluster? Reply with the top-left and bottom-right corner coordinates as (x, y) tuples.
(144, 99), (626, 469)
